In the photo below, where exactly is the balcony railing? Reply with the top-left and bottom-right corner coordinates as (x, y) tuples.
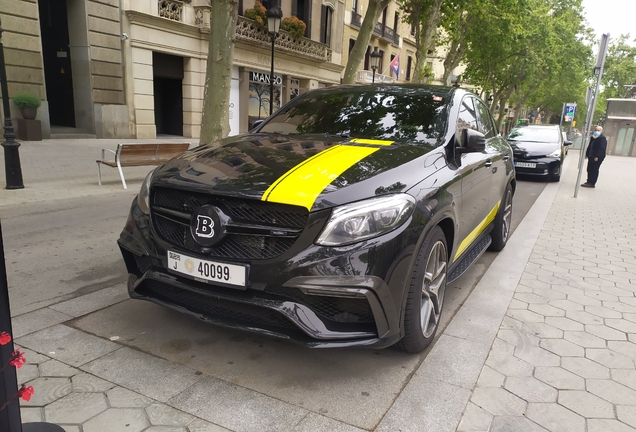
(373, 22), (400, 45)
(235, 16), (332, 62)
(356, 70), (395, 84)
(351, 12), (362, 28)
(159, 0), (182, 21)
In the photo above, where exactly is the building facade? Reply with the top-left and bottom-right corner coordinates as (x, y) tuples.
(1, 0), (345, 139)
(604, 98), (636, 157)
(2, 0), (458, 141)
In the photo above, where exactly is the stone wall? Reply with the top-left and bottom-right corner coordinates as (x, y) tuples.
(88, 0), (125, 105)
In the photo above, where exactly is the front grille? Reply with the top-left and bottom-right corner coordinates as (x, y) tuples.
(265, 287), (375, 324)
(151, 187), (308, 259)
(153, 187), (308, 229)
(137, 280), (298, 330)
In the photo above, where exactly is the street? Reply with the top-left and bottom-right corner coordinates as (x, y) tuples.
(2, 176), (546, 430)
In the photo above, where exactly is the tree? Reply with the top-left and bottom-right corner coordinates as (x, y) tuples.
(601, 35), (636, 99)
(401, 0), (445, 83)
(200, 0), (239, 145)
(342, 0), (392, 84)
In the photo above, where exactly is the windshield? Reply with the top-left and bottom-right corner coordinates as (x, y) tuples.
(507, 127), (560, 143)
(258, 87), (449, 146)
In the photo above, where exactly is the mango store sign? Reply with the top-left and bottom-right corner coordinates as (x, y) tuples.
(250, 72), (283, 86)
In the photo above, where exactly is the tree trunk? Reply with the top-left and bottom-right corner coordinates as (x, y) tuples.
(442, 15), (470, 86)
(412, 0), (444, 83)
(200, 0), (238, 145)
(342, 0), (390, 84)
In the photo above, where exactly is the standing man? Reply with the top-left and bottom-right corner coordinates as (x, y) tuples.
(581, 125), (607, 188)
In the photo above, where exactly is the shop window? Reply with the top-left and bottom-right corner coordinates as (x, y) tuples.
(290, 79), (300, 100)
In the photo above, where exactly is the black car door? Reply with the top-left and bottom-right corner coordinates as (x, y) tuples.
(453, 97), (493, 262)
(474, 99), (508, 211)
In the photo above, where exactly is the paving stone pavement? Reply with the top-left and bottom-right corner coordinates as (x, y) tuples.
(458, 154), (636, 432)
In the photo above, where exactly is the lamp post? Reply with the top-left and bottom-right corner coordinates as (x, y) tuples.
(266, 3), (282, 116)
(370, 47), (381, 84)
(0, 19), (24, 190)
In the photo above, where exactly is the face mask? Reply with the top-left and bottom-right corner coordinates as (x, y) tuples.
(593, 131), (600, 138)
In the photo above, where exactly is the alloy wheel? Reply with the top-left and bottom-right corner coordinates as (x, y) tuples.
(502, 188), (513, 243)
(420, 240), (447, 338)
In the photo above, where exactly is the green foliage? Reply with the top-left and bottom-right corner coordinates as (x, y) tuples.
(601, 35), (636, 99)
(12, 93), (41, 109)
(244, 0), (267, 29)
(282, 16), (306, 38)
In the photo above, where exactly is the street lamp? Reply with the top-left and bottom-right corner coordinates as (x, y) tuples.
(370, 47), (381, 84)
(266, 3), (282, 116)
(0, 18), (24, 189)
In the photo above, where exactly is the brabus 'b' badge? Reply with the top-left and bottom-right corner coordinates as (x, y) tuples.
(195, 215), (215, 238)
(190, 205), (225, 247)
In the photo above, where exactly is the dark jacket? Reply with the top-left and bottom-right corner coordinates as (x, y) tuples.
(586, 134), (607, 160)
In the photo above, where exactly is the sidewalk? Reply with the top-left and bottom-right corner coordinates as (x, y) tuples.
(3, 140), (636, 431)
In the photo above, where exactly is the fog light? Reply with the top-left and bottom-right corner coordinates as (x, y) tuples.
(544, 169), (548, 173)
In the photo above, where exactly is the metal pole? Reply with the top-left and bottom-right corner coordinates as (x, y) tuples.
(372, 68), (376, 84)
(0, 221), (22, 432)
(269, 34), (275, 116)
(0, 21), (24, 190)
(575, 33), (609, 198)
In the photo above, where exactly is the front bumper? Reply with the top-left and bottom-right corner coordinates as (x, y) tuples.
(118, 198), (412, 349)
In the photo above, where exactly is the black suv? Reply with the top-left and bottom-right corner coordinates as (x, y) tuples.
(118, 84), (515, 353)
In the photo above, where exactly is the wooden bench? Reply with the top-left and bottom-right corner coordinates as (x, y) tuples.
(97, 142), (191, 189)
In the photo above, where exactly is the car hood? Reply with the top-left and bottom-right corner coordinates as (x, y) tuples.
(151, 133), (443, 211)
(508, 141), (559, 158)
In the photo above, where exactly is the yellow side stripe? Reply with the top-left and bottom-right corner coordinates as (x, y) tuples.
(453, 200), (501, 262)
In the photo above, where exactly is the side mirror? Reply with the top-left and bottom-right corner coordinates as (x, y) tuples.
(456, 128), (486, 154)
(564, 140), (573, 146)
(250, 119), (264, 131)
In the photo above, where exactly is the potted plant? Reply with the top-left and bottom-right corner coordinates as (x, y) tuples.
(281, 16), (306, 38)
(12, 93), (41, 120)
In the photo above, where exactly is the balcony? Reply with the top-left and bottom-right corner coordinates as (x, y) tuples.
(351, 12), (362, 28)
(356, 70), (395, 84)
(235, 16), (332, 63)
(373, 22), (400, 46)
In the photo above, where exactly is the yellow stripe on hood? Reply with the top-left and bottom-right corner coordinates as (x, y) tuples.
(262, 139), (393, 210)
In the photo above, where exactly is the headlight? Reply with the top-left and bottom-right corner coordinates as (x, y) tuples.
(316, 194), (416, 246)
(547, 149), (561, 158)
(137, 169), (156, 215)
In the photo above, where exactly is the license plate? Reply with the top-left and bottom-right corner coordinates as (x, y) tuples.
(167, 251), (247, 287)
(515, 162), (537, 168)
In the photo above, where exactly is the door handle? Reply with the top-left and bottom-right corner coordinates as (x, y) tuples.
(485, 160), (493, 167)
(503, 155), (510, 161)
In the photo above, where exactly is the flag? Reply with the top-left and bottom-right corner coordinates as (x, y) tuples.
(389, 55), (400, 79)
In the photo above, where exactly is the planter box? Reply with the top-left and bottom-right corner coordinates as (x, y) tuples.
(17, 119), (42, 141)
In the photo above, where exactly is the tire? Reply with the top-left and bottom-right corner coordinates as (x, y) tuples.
(397, 226), (448, 354)
(551, 164), (561, 182)
(489, 183), (513, 252)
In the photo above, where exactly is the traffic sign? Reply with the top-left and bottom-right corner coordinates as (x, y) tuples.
(564, 103), (576, 122)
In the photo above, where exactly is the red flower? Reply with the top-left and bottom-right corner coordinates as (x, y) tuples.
(18, 385), (34, 402)
(9, 350), (26, 369)
(0, 332), (11, 345)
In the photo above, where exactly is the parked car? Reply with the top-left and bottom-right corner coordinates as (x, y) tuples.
(118, 84), (515, 353)
(507, 124), (572, 182)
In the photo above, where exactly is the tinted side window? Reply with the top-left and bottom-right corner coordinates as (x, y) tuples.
(457, 97), (478, 140)
(475, 99), (496, 139)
